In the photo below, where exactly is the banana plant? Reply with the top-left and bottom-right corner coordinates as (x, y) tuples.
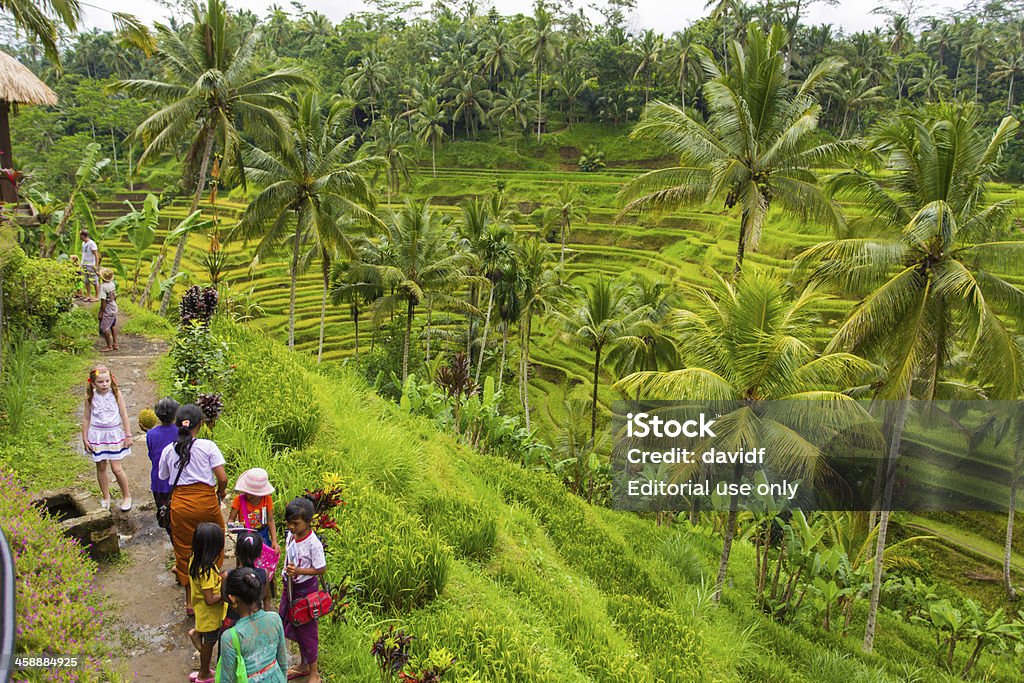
(139, 210), (211, 310)
(44, 143), (111, 257)
(105, 193), (159, 301)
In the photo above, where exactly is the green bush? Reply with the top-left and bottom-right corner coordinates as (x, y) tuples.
(1, 247), (78, 334)
(417, 494), (497, 563)
(0, 467), (108, 682)
(333, 488), (451, 611)
(219, 321), (321, 451)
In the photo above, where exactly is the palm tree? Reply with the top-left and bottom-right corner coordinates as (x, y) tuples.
(908, 60), (951, 101)
(474, 222), (517, 385)
(632, 29), (663, 106)
(993, 54), (1024, 113)
(517, 237), (567, 431)
(666, 31), (700, 109)
(555, 70), (593, 129)
(616, 272), (873, 604)
(827, 69), (885, 137)
(374, 200), (473, 381)
(519, 2), (562, 142)
(479, 24), (518, 87)
(457, 196), (491, 359)
(362, 116), (416, 204)
(965, 27), (996, 102)
(232, 92), (383, 354)
(493, 254), (524, 393)
(346, 52), (390, 124)
(607, 274), (680, 387)
(797, 106), (1024, 651)
(414, 96), (447, 178)
(618, 23), (848, 281)
(329, 239), (383, 359)
(544, 181), (589, 267)
(114, 0), (310, 316)
(446, 75), (492, 141)
(490, 81), (534, 150)
(557, 275), (647, 443)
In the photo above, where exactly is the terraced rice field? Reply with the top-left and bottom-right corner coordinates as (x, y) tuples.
(95, 155), (1024, 446)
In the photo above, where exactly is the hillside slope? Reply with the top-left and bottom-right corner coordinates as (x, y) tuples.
(205, 320), (1021, 682)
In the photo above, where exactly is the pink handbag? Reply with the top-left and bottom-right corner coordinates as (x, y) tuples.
(239, 496), (279, 574)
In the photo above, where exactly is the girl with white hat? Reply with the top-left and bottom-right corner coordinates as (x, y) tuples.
(228, 467), (280, 555)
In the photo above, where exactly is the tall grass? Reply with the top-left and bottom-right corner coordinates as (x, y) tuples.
(1, 334), (36, 434)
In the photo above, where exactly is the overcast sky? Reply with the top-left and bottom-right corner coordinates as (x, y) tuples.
(81, 0), (973, 36)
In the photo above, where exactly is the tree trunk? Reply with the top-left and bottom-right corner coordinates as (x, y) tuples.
(863, 397), (909, 653)
(1005, 417), (1021, 600)
(160, 131), (214, 316)
(287, 215), (301, 349)
(523, 313), (533, 432)
(560, 218), (568, 267)
(432, 142), (437, 178)
(590, 343), (602, 443)
(1008, 70), (1016, 114)
(475, 283), (495, 385)
(425, 300), (433, 363)
(536, 63), (543, 143)
(402, 297), (415, 381)
(714, 507), (739, 605)
(497, 323), (509, 393)
(353, 305), (360, 358)
(317, 251), (330, 363)
(732, 210), (749, 282)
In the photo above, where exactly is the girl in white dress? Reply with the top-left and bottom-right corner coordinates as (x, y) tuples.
(82, 365), (133, 511)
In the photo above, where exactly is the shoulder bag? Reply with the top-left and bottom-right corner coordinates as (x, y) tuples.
(286, 573), (333, 627)
(214, 628), (247, 683)
(158, 457), (186, 529)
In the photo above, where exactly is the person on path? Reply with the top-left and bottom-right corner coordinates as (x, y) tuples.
(187, 522), (227, 683)
(228, 468), (280, 555)
(279, 496), (326, 683)
(81, 365), (133, 511)
(146, 397), (180, 539)
(80, 229), (99, 302)
(158, 403), (227, 615)
(217, 567), (288, 683)
(97, 268), (120, 352)
(224, 531), (269, 624)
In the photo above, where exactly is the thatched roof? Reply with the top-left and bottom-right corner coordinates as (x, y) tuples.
(0, 51), (56, 106)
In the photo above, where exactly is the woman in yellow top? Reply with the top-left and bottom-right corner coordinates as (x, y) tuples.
(187, 523), (227, 683)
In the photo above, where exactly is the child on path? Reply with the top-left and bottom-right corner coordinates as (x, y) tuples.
(228, 468), (280, 554)
(146, 397), (180, 538)
(81, 365), (133, 511)
(97, 268), (120, 352)
(224, 531), (270, 626)
(217, 567), (288, 683)
(188, 522), (227, 683)
(278, 496), (326, 683)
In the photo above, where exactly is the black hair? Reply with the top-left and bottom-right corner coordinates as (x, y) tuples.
(173, 404), (204, 471)
(224, 567), (263, 608)
(154, 397), (180, 425)
(284, 496), (315, 524)
(190, 522), (224, 581)
(235, 530), (263, 569)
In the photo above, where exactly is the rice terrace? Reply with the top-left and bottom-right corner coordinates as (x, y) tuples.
(2, 0), (1024, 681)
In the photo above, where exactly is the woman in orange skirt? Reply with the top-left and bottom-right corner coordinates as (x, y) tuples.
(158, 404), (227, 614)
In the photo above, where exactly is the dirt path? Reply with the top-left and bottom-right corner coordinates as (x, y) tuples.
(78, 332), (203, 681)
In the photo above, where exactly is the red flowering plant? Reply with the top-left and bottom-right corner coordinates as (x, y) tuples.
(304, 472), (347, 535)
(371, 626), (414, 682)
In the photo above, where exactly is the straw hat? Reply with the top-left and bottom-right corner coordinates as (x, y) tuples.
(100, 268), (114, 282)
(234, 468), (274, 496)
